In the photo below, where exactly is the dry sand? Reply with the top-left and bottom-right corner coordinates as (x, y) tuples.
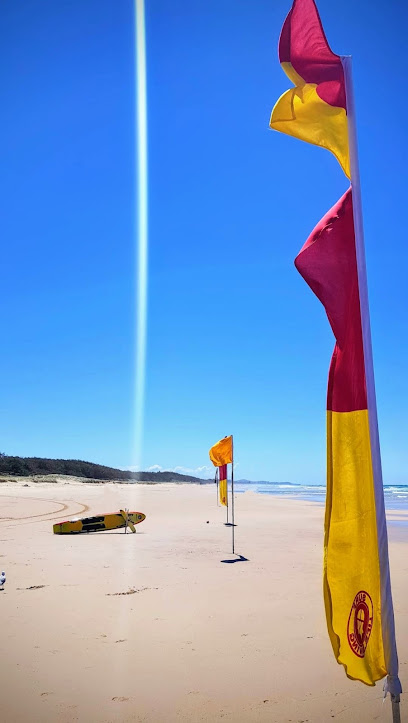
(0, 479), (406, 722)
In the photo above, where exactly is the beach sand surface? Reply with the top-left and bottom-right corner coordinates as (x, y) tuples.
(0, 480), (406, 722)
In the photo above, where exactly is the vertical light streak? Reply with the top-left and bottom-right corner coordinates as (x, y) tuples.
(109, 1), (148, 686)
(134, 0), (148, 471)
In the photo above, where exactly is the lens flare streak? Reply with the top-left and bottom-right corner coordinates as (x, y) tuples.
(134, 0), (148, 470)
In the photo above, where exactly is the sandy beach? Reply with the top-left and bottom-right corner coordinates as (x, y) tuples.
(0, 479), (406, 722)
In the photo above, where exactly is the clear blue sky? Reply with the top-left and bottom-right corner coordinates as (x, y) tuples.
(1, 0), (407, 484)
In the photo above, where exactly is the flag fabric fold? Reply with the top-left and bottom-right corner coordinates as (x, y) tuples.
(271, 0), (400, 692)
(218, 464), (228, 507)
(270, 0), (350, 178)
(295, 189), (386, 685)
(209, 435), (233, 467)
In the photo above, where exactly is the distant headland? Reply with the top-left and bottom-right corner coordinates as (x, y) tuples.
(0, 455), (211, 484)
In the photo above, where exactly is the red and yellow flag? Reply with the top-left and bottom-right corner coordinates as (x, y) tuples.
(218, 464), (228, 507)
(271, 0), (400, 693)
(209, 435), (233, 467)
(296, 190), (387, 684)
(270, 0), (349, 177)
(209, 437), (232, 507)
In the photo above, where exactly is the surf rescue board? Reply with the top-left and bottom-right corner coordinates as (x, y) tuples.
(53, 511), (146, 534)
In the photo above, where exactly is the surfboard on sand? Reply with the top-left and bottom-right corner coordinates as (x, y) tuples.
(53, 511), (146, 534)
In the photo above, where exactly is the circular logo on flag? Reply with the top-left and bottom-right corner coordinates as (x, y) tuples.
(347, 590), (373, 658)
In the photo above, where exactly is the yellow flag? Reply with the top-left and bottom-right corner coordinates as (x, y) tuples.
(209, 435), (233, 467)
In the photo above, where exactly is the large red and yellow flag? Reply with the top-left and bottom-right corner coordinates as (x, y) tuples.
(218, 464), (228, 507)
(271, 0), (400, 693)
(270, 0), (349, 177)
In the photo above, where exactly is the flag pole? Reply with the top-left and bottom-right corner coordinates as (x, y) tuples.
(215, 468), (219, 507)
(342, 55), (402, 720)
(231, 436), (235, 554)
(226, 468), (229, 524)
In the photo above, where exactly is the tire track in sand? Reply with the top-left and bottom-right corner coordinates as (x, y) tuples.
(0, 497), (90, 526)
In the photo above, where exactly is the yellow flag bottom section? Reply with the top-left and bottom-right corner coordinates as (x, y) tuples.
(219, 478), (228, 507)
(324, 410), (387, 685)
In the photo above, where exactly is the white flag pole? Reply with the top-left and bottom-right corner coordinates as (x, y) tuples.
(226, 467), (229, 524)
(231, 436), (235, 554)
(341, 55), (401, 718)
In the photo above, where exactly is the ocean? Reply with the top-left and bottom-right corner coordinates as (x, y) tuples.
(234, 482), (408, 511)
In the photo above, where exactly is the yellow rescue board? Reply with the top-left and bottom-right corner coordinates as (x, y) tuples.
(53, 511), (146, 534)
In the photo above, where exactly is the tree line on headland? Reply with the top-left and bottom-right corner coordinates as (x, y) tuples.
(0, 455), (210, 484)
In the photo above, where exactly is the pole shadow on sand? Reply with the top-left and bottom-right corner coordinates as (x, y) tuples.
(221, 554), (248, 564)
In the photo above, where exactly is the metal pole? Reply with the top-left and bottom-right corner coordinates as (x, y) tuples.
(226, 468), (229, 524)
(231, 436), (235, 554)
(342, 55), (401, 719)
(391, 695), (401, 723)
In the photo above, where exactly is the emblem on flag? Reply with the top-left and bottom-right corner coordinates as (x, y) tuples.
(347, 591), (374, 659)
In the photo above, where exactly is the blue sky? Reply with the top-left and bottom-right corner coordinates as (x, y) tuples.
(1, 0), (407, 484)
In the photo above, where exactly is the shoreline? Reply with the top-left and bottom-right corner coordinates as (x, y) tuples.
(2, 474), (408, 525)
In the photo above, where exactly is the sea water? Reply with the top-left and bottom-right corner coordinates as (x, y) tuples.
(233, 482), (408, 511)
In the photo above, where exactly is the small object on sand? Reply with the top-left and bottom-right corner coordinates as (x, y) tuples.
(26, 585), (46, 590)
(0, 571), (6, 590)
(120, 509), (136, 533)
(206, 521), (209, 524)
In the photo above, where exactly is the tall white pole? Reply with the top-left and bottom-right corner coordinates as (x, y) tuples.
(231, 436), (235, 554)
(341, 56), (401, 714)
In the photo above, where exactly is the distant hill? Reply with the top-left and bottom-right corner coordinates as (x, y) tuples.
(0, 456), (211, 484)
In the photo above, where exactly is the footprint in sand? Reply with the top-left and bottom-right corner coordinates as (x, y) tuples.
(16, 585), (46, 591)
(27, 585), (46, 590)
(107, 587), (158, 596)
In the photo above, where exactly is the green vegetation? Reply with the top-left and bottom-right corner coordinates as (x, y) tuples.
(0, 456), (210, 484)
